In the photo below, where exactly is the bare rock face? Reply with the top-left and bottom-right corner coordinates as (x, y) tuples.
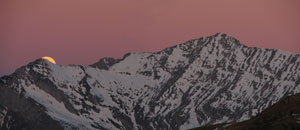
(0, 33), (300, 130)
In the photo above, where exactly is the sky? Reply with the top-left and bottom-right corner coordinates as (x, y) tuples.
(1, 0), (300, 76)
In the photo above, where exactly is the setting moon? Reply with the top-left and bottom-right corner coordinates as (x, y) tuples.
(42, 56), (56, 64)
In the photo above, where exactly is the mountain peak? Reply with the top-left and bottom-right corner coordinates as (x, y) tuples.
(212, 32), (243, 46)
(30, 58), (54, 65)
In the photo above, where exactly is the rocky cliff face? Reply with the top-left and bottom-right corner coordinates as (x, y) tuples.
(0, 33), (300, 130)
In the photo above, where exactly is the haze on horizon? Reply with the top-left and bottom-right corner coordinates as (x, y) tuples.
(1, 0), (300, 76)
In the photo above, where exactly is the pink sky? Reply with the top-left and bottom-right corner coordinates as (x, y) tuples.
(1, 0), (300, 76)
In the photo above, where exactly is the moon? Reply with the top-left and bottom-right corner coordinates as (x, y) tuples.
(42, 56), (56, 64)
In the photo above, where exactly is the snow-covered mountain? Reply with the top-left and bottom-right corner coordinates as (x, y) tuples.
(0, 33), (300, 130)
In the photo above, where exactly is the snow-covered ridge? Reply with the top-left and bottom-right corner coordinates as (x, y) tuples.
(1, 33), (300, 130)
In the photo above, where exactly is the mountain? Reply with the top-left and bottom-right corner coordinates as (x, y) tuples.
(193, 92), (300, 130)
(0, 33), (300, 130)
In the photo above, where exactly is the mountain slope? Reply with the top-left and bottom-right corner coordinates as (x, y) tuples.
(193, 92), (300, 130)
(0, 33), (300, 130)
